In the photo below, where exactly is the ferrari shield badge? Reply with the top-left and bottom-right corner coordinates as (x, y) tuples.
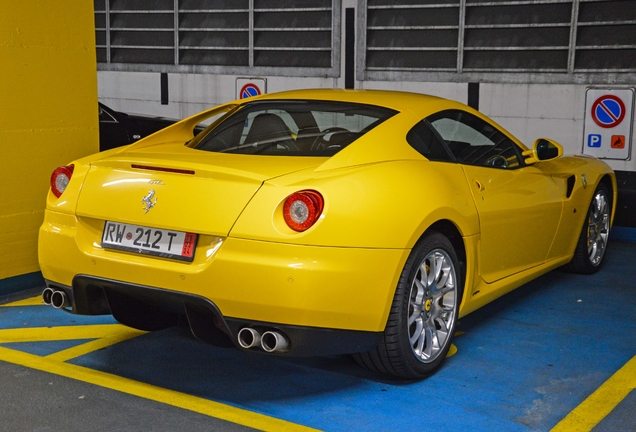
(142, 190), (157, 213)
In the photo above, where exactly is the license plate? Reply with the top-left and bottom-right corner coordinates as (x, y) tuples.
(102, 221), (197, 262)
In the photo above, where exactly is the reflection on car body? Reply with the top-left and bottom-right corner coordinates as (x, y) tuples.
(40, 90), (616, 379)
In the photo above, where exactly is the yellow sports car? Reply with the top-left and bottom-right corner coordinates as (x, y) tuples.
(39, 89), (616, 379)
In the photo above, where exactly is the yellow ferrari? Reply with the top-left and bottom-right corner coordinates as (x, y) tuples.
(39, 89), (616, 379)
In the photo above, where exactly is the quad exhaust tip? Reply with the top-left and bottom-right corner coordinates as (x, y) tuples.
(51, 290), (69, 309)
(237, 327), (262, 349)
(261, 330), (289, 353)
(237, 327), (290, 353)
(42, 287), (55, 305)
(43, 288), (70, 309)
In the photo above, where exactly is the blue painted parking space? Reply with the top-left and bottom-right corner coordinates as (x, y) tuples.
(1, 241), (635, 431)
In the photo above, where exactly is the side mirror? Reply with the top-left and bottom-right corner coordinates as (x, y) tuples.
(522, 138), (564, 165)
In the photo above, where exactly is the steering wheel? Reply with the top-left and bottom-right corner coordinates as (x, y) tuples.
(310, 127), (351, 151)
(484, 155), (508, 168)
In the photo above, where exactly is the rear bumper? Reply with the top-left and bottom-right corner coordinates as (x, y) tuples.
(45, 276), (382, 356)
(39, 210), (409, 334)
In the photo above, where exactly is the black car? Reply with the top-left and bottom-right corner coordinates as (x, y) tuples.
(98, 103), (182, 151)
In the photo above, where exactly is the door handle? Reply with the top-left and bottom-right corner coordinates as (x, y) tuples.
(473, 179), (485, 192)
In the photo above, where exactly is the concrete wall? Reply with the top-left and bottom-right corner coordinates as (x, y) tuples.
(96, 0), (635, 174)
(98, 71), (341, 122)
(98, 71), (636, 173)
(0, 1), (99, 285)
(480, 84), (636, 174)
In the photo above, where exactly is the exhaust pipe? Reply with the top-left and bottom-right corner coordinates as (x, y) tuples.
(42, 287), (55, 305)
(261, 331), (289, 353)
(51, 290), (70, 309)
(237, 327), (262, 349)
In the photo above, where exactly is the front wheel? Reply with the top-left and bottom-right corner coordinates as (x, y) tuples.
(567, 183), (611, 274)
(354, 231), (463, 379)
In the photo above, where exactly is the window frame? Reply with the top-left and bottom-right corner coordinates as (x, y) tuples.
(406, 120), (456, 163)
(426, 109), (526, 170)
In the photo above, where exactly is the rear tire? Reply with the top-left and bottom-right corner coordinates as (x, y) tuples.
(354, 231), (463, 379)
(567, 183), (611, 274)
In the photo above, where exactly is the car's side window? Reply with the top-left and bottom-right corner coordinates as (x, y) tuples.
(406, 120), (454, 162)
(427, 110), (523, 169)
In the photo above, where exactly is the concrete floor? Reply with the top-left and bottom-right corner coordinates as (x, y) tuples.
(1, 241), (635, 431)
(0, 361), (254, 432)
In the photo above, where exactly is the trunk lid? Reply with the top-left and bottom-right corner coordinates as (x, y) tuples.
(75, 142), (325, 235)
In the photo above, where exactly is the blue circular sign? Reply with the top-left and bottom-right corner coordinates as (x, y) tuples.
(591, 95), (625, 128)
(240, 83), (261, 99)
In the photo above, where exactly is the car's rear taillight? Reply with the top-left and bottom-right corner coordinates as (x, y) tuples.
(50, 164), (75, 198)
(283, 190), (324, 232)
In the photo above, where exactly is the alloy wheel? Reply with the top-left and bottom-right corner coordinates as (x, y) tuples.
(408, 249), (457, 363)
(587, 190), (610, 266)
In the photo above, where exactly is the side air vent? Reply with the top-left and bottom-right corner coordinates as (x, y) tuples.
(566, 175), (575, 198)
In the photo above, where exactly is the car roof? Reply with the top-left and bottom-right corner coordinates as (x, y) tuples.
(244, 89), (468, 118)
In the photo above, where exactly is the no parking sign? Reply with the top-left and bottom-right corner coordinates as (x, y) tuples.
(235, 78), (267, 100)
(583, 88), (634, 160)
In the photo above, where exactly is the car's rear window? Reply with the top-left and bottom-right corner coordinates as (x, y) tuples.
(192, 100), (397, 156)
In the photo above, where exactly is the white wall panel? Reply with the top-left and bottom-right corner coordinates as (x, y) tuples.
(360, 80), (467, 103)
(480, 83), (636, 172)
(98, 70), (636, 172)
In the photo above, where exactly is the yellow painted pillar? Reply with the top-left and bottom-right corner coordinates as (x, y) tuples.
(0, 1), (98, 291)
